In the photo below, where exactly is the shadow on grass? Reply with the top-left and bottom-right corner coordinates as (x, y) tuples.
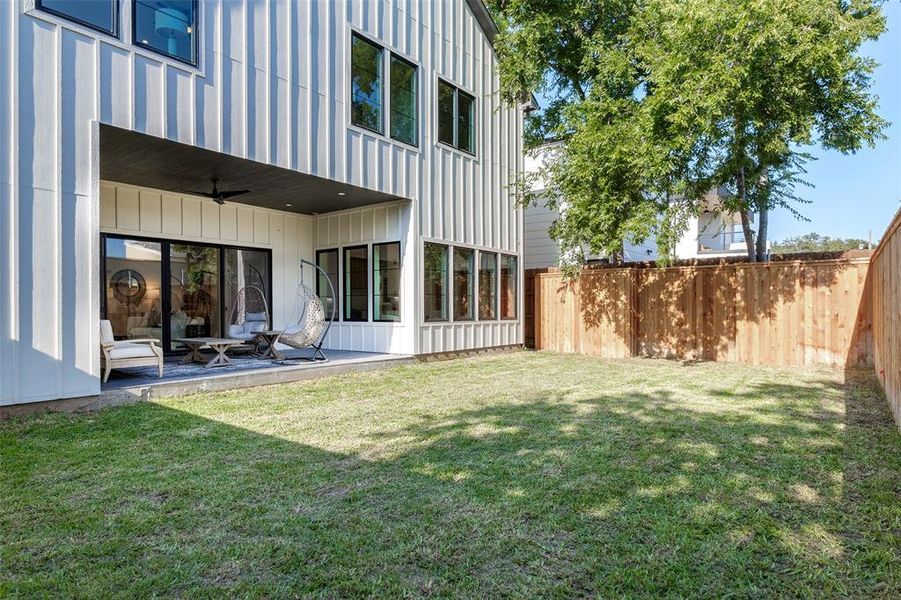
(2, 370), (898, 597)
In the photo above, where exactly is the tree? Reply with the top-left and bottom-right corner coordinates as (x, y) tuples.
(771, 232), (872, 254)
(491, 0), (889, 263)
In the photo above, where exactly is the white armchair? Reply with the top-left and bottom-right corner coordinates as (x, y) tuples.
(99, 320), (164, 383)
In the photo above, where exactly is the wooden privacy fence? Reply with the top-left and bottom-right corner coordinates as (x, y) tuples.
(526, 258), (873, 368)
(871, 208), (901, 429)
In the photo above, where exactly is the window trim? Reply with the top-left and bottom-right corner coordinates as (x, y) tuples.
(342, 244), (370, 322)
(423, 242), (450, 323)
(436, 77), (477, 157)
(316, 248), (340, 322)
(499, 253), (518, 321)
(388, 52), (419, 148)
(452, 246), (476, 322)
(477, 250), (498, 321)
(132, 0), (199, 67)
(350, 31), (385, 136)
(37, 0), (120, 37)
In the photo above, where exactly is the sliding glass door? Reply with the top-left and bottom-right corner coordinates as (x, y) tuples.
(103, 238), (164, 343)
(102, 235), (271, 353)
(169, 243), (220, 351)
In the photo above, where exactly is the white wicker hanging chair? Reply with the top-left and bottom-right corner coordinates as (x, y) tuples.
(280, 259), (335, 361)
(226, 286), (271, 342)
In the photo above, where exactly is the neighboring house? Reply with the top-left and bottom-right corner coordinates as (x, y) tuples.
(0, 0), (526, 407)
(524, 146), (751, 268)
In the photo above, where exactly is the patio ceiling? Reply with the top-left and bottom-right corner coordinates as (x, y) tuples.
(99, 124), (404, 215)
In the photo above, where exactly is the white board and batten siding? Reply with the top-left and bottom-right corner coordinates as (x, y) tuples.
(314, 201), (415, 355)
(2, 0), (523, 405)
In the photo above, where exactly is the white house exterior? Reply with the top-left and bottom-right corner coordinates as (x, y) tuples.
(524, 147), (749, 268)
(1, 0), (525, 407)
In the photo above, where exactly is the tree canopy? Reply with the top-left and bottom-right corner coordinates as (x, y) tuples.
(771, 232), (873, 254)
(491, 0), (889, 263)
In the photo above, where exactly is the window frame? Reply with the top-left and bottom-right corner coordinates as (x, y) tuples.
(350, 31), (385, 135)
(499, 253), (518, 321)
(477, 250), (498, 321)
(316, 248), (340, 322)
(37, 0), (120, 37)
(388, 53), (419, 148)
(132, 0), (199, 67)
(423, 242), (450, 323)
(452, 246), (475, 322)
(372, 241), (402, 323)
(436, 77), (477, 156)
(342, 244), (370, 322)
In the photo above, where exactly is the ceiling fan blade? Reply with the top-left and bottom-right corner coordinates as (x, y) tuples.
(213, 196), (226, 205)
(218, 190), (251, 199)
(176, 189), (215, 198)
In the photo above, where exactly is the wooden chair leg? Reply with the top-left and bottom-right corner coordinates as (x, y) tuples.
(103, 362), (111, 383)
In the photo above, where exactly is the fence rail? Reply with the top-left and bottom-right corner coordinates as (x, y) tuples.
(527, 258), (873, 369)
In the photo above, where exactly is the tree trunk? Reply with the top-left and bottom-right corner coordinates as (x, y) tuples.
(755, 207), (768, 261)
(736, 167), (756, 262)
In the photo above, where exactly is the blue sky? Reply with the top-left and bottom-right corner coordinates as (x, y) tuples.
(776, 2), (901, 244)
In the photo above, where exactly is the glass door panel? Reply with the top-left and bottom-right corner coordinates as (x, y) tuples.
(169, 243), (220, 351)
(104, 238), (164, 342)
(223, 247), (271, 332)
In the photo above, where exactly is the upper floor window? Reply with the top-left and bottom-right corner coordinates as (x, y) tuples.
(37, 0), (118, 36)
(390, 55), (418, 146)
(133, 0), (197, 65)
(437, 79), (476, 154)
(351, 33), (384, 134)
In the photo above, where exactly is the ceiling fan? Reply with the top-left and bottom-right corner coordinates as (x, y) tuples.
(180, 177), (250, 205)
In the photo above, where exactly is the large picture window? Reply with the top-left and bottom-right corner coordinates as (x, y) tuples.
(424, 243), (448, 322)
(373, 242), (401, 322)
(351, 33), (384, 134)
(478, 252), (497, 320)
(316, 249), (339, 321)
(343, 246), (369, 321)
(436, 79), (476, 154)
(133, 0), (197, 65)
(453, 247), (475, 321)
(390, 55), (418, 146)
(38, 0), (118, 35)
(500, 254), (518, 320)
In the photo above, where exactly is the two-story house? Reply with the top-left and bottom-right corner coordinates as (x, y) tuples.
(0, 0), (526, 408)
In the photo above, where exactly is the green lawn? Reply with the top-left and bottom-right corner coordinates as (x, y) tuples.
(2, 352), (899, 597)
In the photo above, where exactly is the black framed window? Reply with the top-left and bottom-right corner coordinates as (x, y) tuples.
(351, 33), (383, 134)
(453, 247), (475, 321)
(500, 254), (518, 320)
(373, 242), (401, 322)
(343, 245), (369, 321)
(437, 79), (476, 154)
(316, 249), (339, 321)
(423, 243), (448, 322)
(390, 55), (418, 146)
(133, 0), (197, 65)
(37, 0), (118, 36)
(478, 252), (497, 320)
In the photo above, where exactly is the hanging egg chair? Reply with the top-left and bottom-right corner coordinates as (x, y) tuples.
(279, 259), (336, 361)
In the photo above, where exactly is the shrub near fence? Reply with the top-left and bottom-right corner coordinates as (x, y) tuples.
(527, 258), (873, 368)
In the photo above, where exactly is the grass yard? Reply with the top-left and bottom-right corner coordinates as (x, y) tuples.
(2, 351), (900, 597)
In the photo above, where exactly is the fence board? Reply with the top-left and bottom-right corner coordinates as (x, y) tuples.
(527, 258), (873, 369)
(871, 208), (901, 431)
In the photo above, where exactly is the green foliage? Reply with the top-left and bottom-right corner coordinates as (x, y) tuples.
(492, 0), (889, 264)
(772, 232), (873, 254)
